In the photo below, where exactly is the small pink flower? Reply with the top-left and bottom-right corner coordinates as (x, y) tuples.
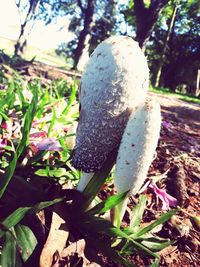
(1, 122), (8, 129)
(0, 139), (7, 151)
(149, 182), (178, 210)
(162, 121), (173, 130)
(30, 131), (47, 139)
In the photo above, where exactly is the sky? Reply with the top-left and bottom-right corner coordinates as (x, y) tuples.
(0, 0), (74, 50)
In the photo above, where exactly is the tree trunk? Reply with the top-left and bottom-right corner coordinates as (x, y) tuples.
(195, 69), (200, 97)
(134, 0), (170, 50)
(73, 0), (96, 70)
(154, 3), (178, 87)
(14, 0), (41, 57)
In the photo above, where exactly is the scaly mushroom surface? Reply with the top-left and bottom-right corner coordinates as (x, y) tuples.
(72, 36), (149, 173)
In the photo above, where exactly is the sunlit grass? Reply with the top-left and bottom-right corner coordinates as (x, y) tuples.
(150, 86), (200, 105)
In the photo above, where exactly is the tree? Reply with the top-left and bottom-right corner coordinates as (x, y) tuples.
(53, 0), (117, 70)
(154, 1), (178, 87)
(14, 0), (41, 57)
(123, 0), (170, 49)
(72, 0), (96, 69)
(89, 0), (117, 54)
(147, 0), (200, 95)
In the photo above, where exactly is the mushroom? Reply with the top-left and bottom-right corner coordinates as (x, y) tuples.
(113, 97), (161, 223)
(71, 36), (161, 222)
(72, 36), (149, 177)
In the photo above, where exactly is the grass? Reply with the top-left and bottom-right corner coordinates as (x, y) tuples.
(150, 86), (200, 105)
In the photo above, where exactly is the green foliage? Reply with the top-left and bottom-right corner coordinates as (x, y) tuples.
(147, 0), (200, 94)
(0, 75), (78, 263)
(0, 198), (63, 266)
(69, 195), (176, 265)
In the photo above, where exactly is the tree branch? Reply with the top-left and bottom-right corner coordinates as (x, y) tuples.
(77, 0), (85, 13)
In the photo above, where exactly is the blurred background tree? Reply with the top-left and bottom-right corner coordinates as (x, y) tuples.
(54, 0), (118, 70)
(146, 0), (200, 95)
(14, 0), (42, 57)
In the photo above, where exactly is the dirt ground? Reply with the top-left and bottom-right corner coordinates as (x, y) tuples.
(146, 92), (200, 267)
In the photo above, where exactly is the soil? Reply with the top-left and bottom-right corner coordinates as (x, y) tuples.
(1, 61), (200, 266)
(142, 93), (200, 267)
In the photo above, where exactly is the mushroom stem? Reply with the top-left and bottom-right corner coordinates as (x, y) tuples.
(77, 172), (94, 192)
(113, 97), (161, 225)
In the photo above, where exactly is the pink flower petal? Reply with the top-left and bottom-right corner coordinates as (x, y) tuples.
(1, 122), (8, 129)
(149, 182), (178, 210)
(0, 139), (7, 151)
(30, 131), (47, 139)
(162, 121), (173, 130)
(35, 138), (63, 151)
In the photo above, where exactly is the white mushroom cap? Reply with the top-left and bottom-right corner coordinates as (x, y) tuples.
(72, 36), (149, 173)
(114, 97), (161, 195)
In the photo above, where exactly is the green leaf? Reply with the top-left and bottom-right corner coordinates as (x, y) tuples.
(16, 88), (38, 157)
(62, 83), (77, 115)
(86, 191), (128, 216)
(75, 214), (158, 259)
(0, 109), (9, 120)
(14, 224), (37, 262)
(132, 209), (177, 238)
(82, 150), (117, 209)
(0, 89), (38, 198)
(47, 107), (56, 137)
(130, 195), (147, 229)
(0, 198), (63, 238)
(0, 207), (31, 238)
(149, 258), (159, 267)
(0, 228), (21, 267)
(16, 87), (27, 108)
(0, 153), (18, 198)
(33, 197), (64, 213)
(140, 237), (174, 252)
(35, 168), (67, 178)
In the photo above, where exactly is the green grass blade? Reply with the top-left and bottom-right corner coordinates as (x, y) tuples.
(16, 88), (38, 157)
(130, 195), (147, 229)
(0, 89), (38, 198)
(32, 197), (64, 213)
(140, 237), (174, 252)
(62, 83), (77, 115)
(0, 153), (18, 198)
(86, 191), (128, 216)
(0, 229), (21, 267)
(47, 107), (56, 137)
(75, 214), (158, 259)
(149, 258), (159, 267)
(132, 209), (177, 238)
(82, 150), (117, 209)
